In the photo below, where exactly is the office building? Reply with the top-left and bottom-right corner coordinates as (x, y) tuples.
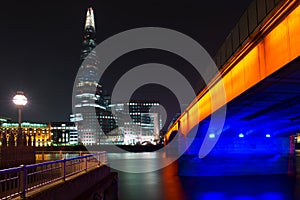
(50, 122), (78, 145)
(108, 102), (162, 145)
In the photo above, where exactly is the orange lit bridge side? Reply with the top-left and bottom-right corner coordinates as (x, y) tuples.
(165, 1), (300, 142)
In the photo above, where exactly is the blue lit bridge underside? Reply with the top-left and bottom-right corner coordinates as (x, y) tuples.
(178, 56), (300, 176)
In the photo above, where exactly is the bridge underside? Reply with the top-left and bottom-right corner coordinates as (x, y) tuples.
(179, 56), (300, 176)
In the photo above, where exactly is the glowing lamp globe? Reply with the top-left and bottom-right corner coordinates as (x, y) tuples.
(13, 91), (28, 106)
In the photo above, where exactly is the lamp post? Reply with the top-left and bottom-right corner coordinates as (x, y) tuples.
(13, 91), (28, 146)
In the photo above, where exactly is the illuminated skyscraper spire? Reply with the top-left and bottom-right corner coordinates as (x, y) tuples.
(84, 7), (96, 31)
(81, 7), (97, 61)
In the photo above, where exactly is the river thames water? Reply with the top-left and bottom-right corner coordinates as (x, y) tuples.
(36, 152), (300, 200)
(110, 153), (300, 200)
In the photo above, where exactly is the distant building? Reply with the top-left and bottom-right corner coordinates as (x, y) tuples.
(0, 116), (11, 125)
(108, 102), (162, 145)
(50, 122), (78, 146)
(0, 122), (51, 147)
(0, 120), (38, 169)
(0, 120), (79, 147)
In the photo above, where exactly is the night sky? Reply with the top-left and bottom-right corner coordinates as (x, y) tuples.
(0, 0), (252, 123)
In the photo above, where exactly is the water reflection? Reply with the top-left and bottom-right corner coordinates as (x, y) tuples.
(114, 161), (186, 200)
(108, 152), (177, 173)
(111, 152), (299, 200)
(179, 175), (295, 200)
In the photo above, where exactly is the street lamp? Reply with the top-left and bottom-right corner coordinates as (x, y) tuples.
(13, 91), (28, 146)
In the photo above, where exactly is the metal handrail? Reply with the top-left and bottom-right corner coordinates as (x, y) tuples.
(35, 151), (103, 162)
(0, 151), (107, 199)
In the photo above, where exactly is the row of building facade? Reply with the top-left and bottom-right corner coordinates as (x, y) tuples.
(0, 117), (77, 146)
(0, 101), (163, 147)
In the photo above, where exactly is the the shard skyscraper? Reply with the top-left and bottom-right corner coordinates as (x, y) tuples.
(72, 7), (105, 145)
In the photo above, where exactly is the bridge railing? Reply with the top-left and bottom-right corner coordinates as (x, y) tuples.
(0, 151), (107, 199)
(35, 150), (105, 162)
(214, 0), (284, 68)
